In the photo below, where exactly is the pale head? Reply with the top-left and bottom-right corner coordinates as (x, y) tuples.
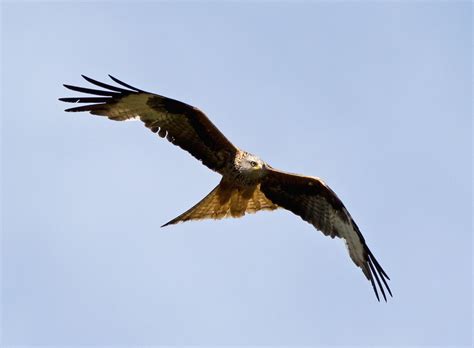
(236, 152), (267, 177)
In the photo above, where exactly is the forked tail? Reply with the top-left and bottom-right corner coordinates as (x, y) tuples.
(161, 180), (278, 227)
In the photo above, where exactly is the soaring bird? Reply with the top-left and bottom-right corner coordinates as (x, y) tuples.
(60, 75), (392, 301)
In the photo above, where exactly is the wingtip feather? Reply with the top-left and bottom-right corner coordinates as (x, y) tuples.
(108, 74), (145, 92)
(161, 221), (174, 228)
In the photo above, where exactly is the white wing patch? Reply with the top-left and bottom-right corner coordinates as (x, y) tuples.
(122, 115), (141, 122)
(333, 208), (366, 266)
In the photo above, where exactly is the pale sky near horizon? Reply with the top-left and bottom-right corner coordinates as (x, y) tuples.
(2, 1), (472, 346)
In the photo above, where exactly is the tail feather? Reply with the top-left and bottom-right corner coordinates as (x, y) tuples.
(161, 180), (278, 227)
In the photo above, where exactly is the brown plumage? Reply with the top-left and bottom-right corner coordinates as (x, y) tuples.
(60, 75), (392, 301)
(162, 181), (278, 227)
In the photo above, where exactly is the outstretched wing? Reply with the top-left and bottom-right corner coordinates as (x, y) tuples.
(261, 167), (392, 301)
(59, 75), (238, 173)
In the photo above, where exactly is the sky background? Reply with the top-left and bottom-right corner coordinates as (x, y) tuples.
(1, 1), (472, 347)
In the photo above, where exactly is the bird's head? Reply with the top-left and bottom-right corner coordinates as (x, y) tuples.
(238, 152), (266, 176)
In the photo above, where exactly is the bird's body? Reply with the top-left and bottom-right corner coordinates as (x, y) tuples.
(60, 75), (392, 301)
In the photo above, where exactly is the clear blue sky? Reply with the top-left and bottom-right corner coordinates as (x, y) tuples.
(2, 1), (472, 346)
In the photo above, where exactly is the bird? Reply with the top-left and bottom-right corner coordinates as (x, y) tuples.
(60, 75), (392, 302)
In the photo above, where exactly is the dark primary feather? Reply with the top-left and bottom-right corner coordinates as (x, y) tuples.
(81, 74), (137, 93)
(60, 75), (238, 173)
(108, 74), (146, 92)
(62, 84), (120, 97)
(261, 167), (392, 301)
(60, 97), (111, 104)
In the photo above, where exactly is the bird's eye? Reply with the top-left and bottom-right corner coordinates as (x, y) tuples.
(250, 161), (258, 167)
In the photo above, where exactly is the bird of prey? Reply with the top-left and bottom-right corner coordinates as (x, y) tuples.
(60, 75), (392, 301)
